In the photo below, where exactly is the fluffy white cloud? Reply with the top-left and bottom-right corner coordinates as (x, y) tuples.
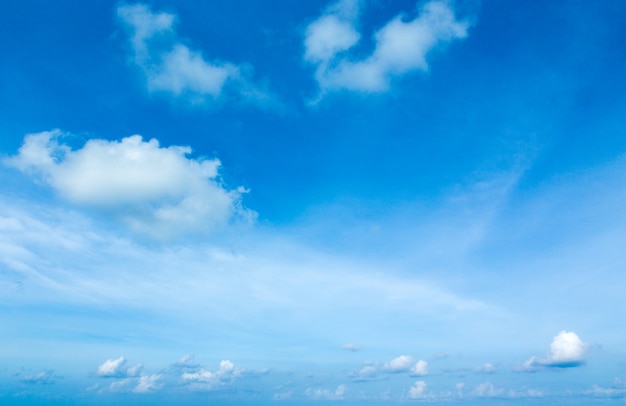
(518, 331), (588, 371)
(410, 359), (428, 376)
(304, 0), (469, 96)
(117, 3), (271, 105)
(97, 357), (127, 377)
(408, 380), (427, 399)
(5, 130), (252, 239)
(384, 354), (414, 372)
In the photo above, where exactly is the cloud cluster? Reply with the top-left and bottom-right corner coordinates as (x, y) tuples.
(304, 0), (469, 96)
(517, 331), (588, 372)
(117, 3), (271, 105)
(5, 130), (252, 239)
(182, 359), (242, 390)
(92, 356), (248, 395)
(353, 355), (428, 381)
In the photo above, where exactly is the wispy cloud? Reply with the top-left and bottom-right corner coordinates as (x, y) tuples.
(305, 384), (346, 400)
(117, 3), (275, 107)
(304, 0), (469, 99)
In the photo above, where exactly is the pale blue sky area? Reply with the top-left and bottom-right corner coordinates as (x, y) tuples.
(1, 0), (626, 404)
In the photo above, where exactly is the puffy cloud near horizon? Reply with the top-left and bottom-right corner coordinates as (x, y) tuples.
(4, 130), (252, 239)
(408, 380), (428, 399)
(305, 384), (346, 400)
(517, 331), (588, 372)
(97, 357), (142, 378)
(133, 374), (163, 393)
(304, 0), (469, 97)
(117, 3), (273, 106)
(384, 355), (414, 372)
(182, 360), (242, 390)
(19, 370), (57, 385)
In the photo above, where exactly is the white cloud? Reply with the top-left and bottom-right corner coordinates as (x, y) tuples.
(472, 381), (503, 398)
(305, 384), (346, 400)
(5, 130), (252, 239)
(410, 360), (428, 376)
(97, 357), (128, 377)
(133, 374), (162, 393)
(408, 380), (427, 399)
(352, 365), (379, 382)
(475, 363), (496, 373)
(456, 382), (464, 397)
(584, 379), (626, 398)
(19, 370), (56, 384)
(182, 360), (242, 390)
(341, 343), (360, 351)
(384, 355), (414, 372)
(304, 0), (469, 97)
(517, 331), (588, 371)
(117, 3), (272, 106)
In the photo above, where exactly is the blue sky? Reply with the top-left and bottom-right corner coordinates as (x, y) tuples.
(1, 0), (626, 404)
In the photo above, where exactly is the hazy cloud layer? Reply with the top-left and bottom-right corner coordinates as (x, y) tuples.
(5, 130), (251, 239)
(304, 0), (469, 97)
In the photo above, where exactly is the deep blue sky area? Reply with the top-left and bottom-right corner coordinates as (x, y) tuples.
(1, 0), (626, 404)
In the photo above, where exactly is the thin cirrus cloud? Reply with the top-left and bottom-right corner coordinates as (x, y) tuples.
(304, 0), (469, 97)
(4, 130), (252, 239)
(117, 3), (273, 106)
(516, 331), (588, 372)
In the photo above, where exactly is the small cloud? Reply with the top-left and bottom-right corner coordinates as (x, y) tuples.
(97, 357), (127, 378)
(475, 363), (496, 373)
(410, 360), (428, 377)
(456, 382), (464, 397)
(274, 391), (292, 400)
(384, 355), (414, 372)
(133, 374), (163, 393)
(182, 360), (242, 390)
(472, 381), (504, 398)
(341, 343), (360, 351)
(429, 352), (449, 362)
(584, 379), (626, 398)
(305, 384), (346, 400)
(408, 380), (428, 399)
(117, 3), (275, 108)
(351, 365), (380, 382)
(516, 331), (588, 372)
(19, 370), (57, 385)
(97, 357), (142, 378)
